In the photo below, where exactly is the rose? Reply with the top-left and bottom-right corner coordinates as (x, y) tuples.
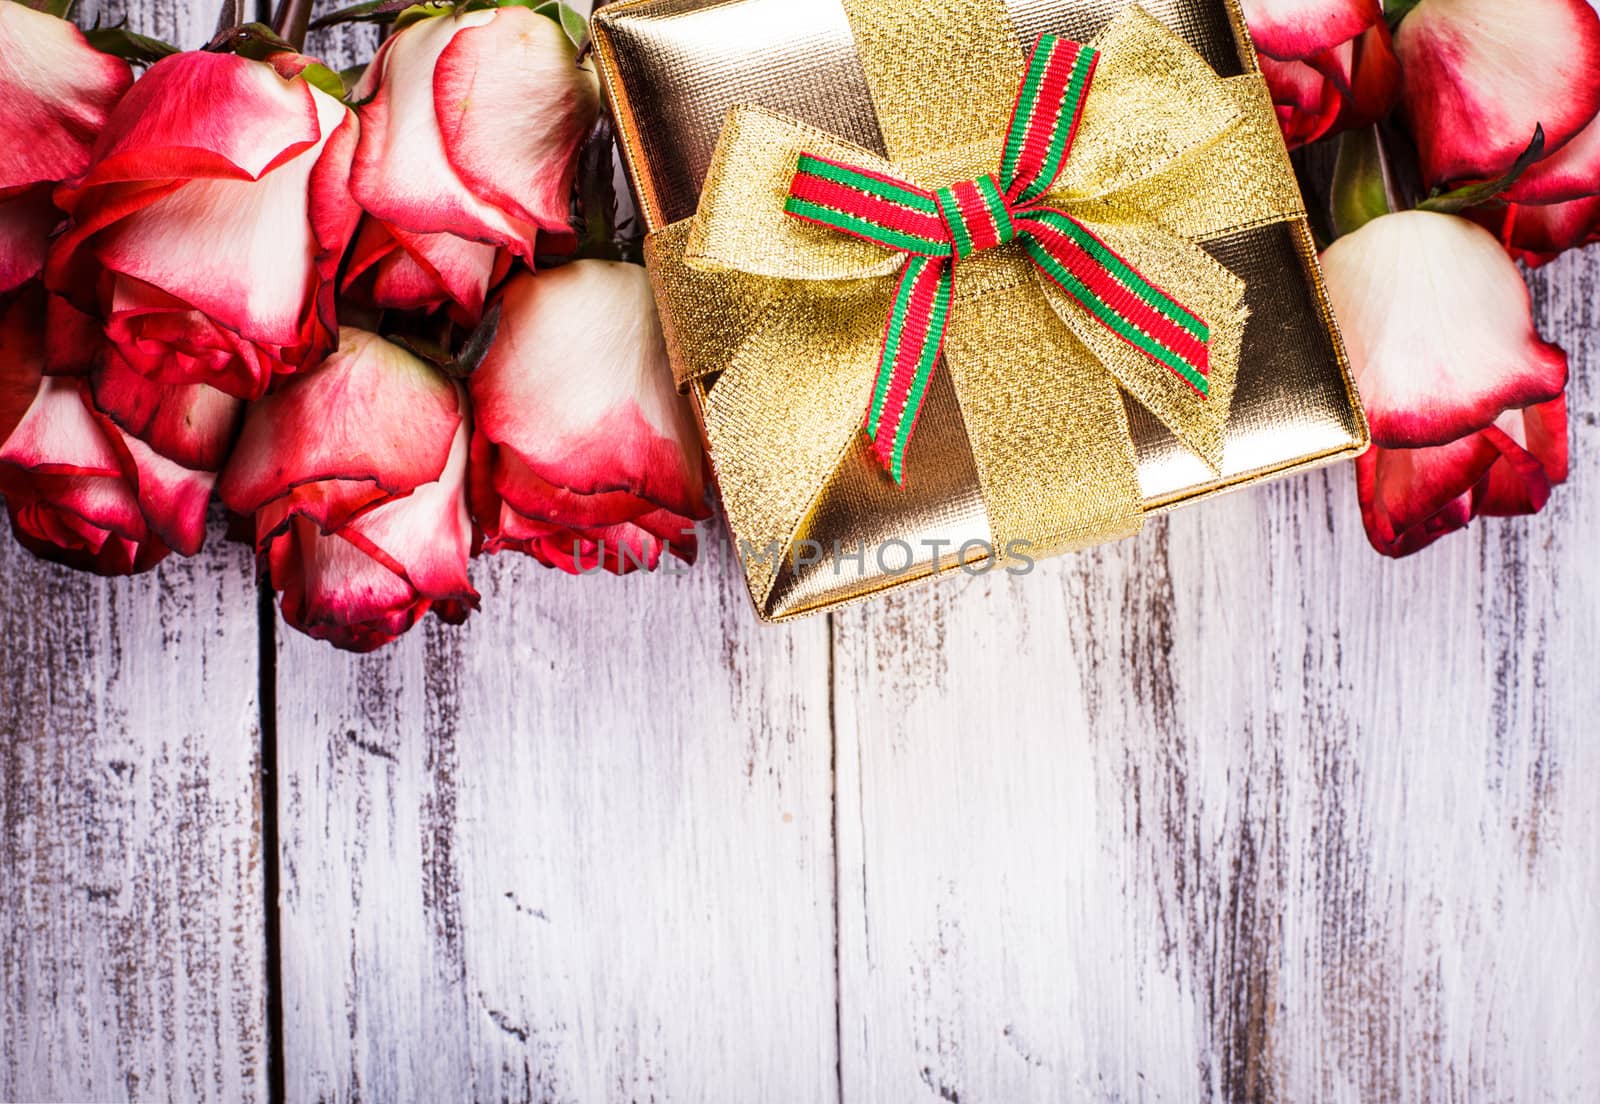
(1396, 0), (1600, 189)
(218, 328), (477, 652)
(345, 6), (599, 321)
(46, 47), (359, 399)
(0, 2), (130, 293)
(0, 289), (233, 573)
(1322, 210), (1570, 557)
(467, 263), (711, 575)
(1241, 0), (1400, 148)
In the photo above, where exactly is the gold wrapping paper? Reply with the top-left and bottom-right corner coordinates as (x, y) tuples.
(593, 0), (1368, 621)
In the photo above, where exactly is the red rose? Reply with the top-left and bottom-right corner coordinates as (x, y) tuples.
(467, 263), (711, 575)
(0, 3), (130, 293)
(47, 48), (359, 399)
(345, 7), (599, 321)
(1396, 0), (1600, 188)
(1322, 211), (1570, 557)
(0, 290), (230, 573)
(218, 328), (477, 652)
(1241, 0), (1400, 148)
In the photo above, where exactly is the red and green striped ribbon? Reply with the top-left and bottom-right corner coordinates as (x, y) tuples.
(781, 34), (1211, 483)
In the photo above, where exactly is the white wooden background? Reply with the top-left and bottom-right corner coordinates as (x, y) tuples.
(3, 0), (1599, 1100)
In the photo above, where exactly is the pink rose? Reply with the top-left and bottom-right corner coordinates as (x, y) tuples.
(1322, 211), (1570, 557)
(467, 263), (711, 575)
(346, 7), (599, 321)
(218, 328), (477, 652)
(47, 48), (359, 399)
(1396, 0), (1600, 189)
(0, 289), (231, 573)
(0, 2), (130, 293)
(1241, 0), (1400, 148)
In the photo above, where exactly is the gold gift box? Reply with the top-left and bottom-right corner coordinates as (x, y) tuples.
(592, 0), (1368, 621)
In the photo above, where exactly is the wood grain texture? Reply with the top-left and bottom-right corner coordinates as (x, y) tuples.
(0, 528), (268, 1104)
(833, 247), (1600, 1103)
(271, 552), (839, 1104)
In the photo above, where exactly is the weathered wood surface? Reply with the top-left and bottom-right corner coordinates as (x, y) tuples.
(834, 248), (1600, 1103)
(271, 555), (838, 1103)
(0, 528), (268, 1104)
(3, 0), (1599, 1095)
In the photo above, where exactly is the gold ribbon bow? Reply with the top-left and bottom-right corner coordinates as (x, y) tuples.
(644, 0), (1305, 611)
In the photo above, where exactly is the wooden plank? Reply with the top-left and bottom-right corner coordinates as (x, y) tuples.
(833, 247), (1600, 1102)
(1, 0), (271, 1098)
(0, 530), (268, 1103)
(272, 552), (839, 1102)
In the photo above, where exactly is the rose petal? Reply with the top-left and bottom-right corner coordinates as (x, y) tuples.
(1475, 195), (1600, 266)
(0, 375), (123, 477)
(1355, 431), (1500, 557)
(1473, 394), (1569, 516)
(1397, 0), (1600, 187)
(0, 186), (60, 294)
(104, 417), (215, 556)
(90, 84), (348, 348)
(1240, 0), (1381, 60)
(0, 3), (131, 192)
(1321, 211), (1568, 448)
(1506, 109), (1600, 205)
(469, 264), (708, 524)
(71, 51), (321, 189)
(350, 11), (539, 258)
(217, 328), (462, 523)
(0, 289), (46, 447)
(432, 7), (599, 234)
(90, 352), (243, 471)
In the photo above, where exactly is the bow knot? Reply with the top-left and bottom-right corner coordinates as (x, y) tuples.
(781, 34), (1213, 482)
(936, 175), (1018, 259)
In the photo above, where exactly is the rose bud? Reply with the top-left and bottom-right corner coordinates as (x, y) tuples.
(467, 263), (711, 575)
(1396, 0), (1600, 189)
(0, 290), (227, 574)
(218, 328), (477, 652)
(46, 47), (360, 399)
(0, 2), (131, 293)
(1322, 210), (1570, 557)
(1241, 0), (1400, 148)
(345, 5), (599, 322)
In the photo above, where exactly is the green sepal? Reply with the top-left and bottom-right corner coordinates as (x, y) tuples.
(442, 301), (503, 380)
(297, 60), (345, 98)
(1330, 127), (1393, 238)
(1418, 127), (1546, 215)
(206, 21), (295, 58)
(84, 21), (181, 64)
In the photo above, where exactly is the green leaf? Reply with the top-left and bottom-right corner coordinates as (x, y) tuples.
(391, 2), (454, 30)
(84, 22), (181, 64)
(1418, 126), (1546, 215)
(1330, 127), (1392, 238)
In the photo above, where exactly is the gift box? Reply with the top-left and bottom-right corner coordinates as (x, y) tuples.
(592, 0), (1368, 620)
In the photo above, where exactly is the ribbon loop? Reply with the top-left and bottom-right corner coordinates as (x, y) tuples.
(782, 33), (1214, 482)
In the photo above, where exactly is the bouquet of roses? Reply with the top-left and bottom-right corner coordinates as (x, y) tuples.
(1245, 0), (1593, 556)
(0, 0), (709, 651)
(0, 0), (1594, 652)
